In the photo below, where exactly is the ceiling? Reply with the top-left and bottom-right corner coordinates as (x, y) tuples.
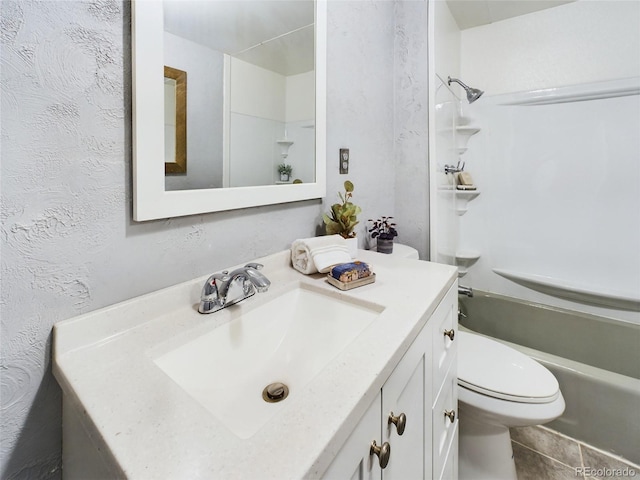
(446, 0), (576, 30)
(163, 0), (314, 76)
(164, 0), (577, 75)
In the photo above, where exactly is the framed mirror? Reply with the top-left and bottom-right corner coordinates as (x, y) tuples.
(132, 0), (326, 221)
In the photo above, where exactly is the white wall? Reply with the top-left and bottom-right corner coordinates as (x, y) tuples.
(164, 31), (225, 190)
(460, 83), (640, 323)
(282, 119), (316, 183)
(283, 70), (315, 183)
(230, 57), (286, 121)
(229, 58), (285, 186)
(286, 70), (315, 122)
(228, 60), (318, 186)
(229, 112), (283, 186)
(454, 0), (640, 323)
(0, 1), (417, 477)
(461, 0), (640, 95)
(434, 0), (461, 82)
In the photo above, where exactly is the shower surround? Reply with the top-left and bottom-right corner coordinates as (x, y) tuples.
(458, 77), (640, 324)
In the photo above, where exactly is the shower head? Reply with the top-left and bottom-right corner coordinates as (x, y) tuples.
(447, 76), (484, 103)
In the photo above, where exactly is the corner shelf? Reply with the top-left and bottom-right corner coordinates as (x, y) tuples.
(456, 126), (480, 150)
(455, 189), (480, 215)
(455, 251), (481, 277)
(276, 139), (294, 159)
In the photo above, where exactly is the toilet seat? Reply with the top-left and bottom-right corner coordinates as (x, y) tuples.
(458, 331), (560, 404)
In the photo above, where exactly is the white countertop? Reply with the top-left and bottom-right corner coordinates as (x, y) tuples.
(53, 249), (457, 479)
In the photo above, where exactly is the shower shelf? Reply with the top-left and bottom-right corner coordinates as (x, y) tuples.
(457, 126), (480, 136)
(277, 139), (294, 159)
(456, 126), (480, 150)
(455, 190), (480, 215)
(436, 189), (481, 215)
(456, 251), (481, 277)
(493, 268), (640, 311)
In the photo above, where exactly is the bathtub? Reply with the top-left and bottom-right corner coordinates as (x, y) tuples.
(459, 291), (640, 465)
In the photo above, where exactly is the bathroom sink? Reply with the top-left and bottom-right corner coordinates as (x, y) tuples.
(153, 283), (383, 439)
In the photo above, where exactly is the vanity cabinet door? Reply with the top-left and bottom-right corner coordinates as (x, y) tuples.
(382, 323), (431, 480)
(322, 392), (382, 480)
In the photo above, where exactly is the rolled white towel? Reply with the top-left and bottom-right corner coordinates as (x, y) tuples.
(291, 239), (317, 274)
(290, 235), (351, 274)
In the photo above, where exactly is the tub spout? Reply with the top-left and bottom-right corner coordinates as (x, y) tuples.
(459, 285), (474, 297)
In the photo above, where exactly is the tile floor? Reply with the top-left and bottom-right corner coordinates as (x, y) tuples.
(511, 425), (639, 480)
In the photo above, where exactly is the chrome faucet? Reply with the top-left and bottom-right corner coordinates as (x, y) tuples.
(444, 161), (465, 175)
(198, 263), (271, 314)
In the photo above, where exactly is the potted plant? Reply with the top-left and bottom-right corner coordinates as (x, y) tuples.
(323, 180), (361, 256)
(277, 163), (293, 182)
(368, 216), (398, 254)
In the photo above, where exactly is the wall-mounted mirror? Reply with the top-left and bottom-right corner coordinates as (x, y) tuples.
(132, 0), (326, 221)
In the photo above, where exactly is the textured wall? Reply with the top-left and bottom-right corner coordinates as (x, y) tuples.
(1, 0), (425, 477)
(393, 0), (429, 258)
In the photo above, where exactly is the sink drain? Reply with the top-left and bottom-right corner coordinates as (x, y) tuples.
(262, 382), (289, 403)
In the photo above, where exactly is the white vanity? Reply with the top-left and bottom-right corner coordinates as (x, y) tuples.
(53, 249), (458, 479)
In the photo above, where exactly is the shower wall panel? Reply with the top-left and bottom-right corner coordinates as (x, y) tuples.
(458, 78), (640, 324)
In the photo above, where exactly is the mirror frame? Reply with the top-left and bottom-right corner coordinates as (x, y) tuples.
(132, 0), (327, 221)
(163, 65), (187, 174)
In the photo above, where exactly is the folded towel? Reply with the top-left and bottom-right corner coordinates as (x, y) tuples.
(290, 235), (352, 274)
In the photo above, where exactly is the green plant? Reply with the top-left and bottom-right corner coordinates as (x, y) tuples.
(368, 216), (398, 240)
(277, 163), (293, 176)
(323, 180), (361, 239)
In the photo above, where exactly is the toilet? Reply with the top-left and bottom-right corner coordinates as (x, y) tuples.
(457, 331), (565, 480)
(379, 244), (565, 480)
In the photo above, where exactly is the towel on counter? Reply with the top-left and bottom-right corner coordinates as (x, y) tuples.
(290, 235), (352, 274)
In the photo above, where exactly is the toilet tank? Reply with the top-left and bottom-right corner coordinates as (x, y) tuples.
(371, 243), (419, 260)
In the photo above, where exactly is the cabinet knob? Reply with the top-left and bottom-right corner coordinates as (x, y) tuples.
(444, 410), (456, 423)
(370, 440), (391, 469)
(388, 411), (406, 436)
(444, 329), (455, 341)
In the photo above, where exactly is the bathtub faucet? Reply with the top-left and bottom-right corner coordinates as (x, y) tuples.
(198, 263), (271, 314)
(458, 285), (473, 297)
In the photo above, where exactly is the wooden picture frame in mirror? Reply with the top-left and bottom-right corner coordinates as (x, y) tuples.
(164, 65), (187, 174)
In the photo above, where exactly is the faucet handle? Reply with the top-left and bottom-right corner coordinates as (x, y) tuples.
(244, 263), (263, 270)
(204, 272), (229, 293)
(215, 271), (231, 282)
